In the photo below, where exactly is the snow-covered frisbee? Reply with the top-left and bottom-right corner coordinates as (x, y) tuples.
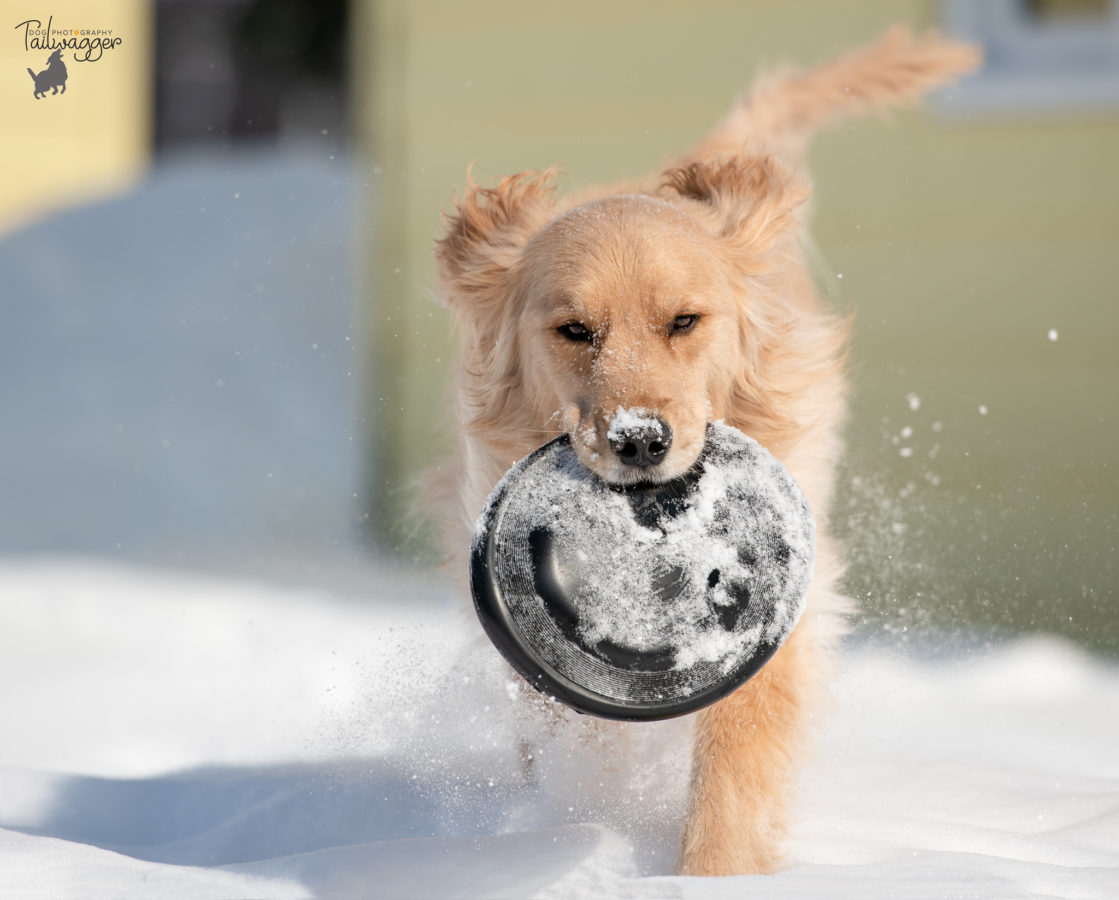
(470, 423), (815, 721)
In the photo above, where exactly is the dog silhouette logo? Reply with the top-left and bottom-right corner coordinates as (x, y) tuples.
(28, 47), (67, 98)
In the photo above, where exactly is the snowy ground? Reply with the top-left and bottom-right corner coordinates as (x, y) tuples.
(1, 556), (1116, 900)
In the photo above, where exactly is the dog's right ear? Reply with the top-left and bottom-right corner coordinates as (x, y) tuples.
(436, 168), (557, 311)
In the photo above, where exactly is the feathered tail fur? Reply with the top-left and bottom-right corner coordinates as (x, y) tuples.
(682, 27), (981, 165)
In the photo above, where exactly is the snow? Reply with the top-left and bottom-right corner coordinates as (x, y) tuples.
(606, 407), (666, 443)
(1, 557), (1117, 900)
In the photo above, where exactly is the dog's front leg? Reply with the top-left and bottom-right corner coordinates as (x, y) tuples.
(676, 624), (814, 876)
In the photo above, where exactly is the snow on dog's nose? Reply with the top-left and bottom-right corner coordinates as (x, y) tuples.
(607, 407), (672, 469)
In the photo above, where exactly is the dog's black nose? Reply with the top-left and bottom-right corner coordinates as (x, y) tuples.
(609, 416), (672, 468)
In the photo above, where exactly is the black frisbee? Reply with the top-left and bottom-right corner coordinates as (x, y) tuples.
(470, 423), (815, 721)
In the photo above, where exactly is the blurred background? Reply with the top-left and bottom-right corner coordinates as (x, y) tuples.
(1, 0), (1115, 654)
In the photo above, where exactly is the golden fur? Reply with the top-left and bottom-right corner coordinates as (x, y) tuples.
(434, 27), (979, 877)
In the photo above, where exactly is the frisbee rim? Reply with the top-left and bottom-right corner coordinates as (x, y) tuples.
(470, 432), (795, 722)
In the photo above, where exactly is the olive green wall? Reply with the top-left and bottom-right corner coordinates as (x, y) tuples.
(357, 0), (1118, 654)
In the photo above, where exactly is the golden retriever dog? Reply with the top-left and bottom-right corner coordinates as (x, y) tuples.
(434, 27), (978, 877)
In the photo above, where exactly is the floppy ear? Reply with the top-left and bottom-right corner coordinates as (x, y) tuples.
(436, 168), (557, 311)
(437, 170), (557, 461)
(662, 155), (808, 270)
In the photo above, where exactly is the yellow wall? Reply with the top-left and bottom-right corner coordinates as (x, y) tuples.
(357, 0), (971, 521)
(359, 0), (1118, 651)
(0, 1), (150, 236)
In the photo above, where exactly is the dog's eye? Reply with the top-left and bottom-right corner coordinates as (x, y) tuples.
(557, 322), (593, 342)
(671, 314), (699, 334)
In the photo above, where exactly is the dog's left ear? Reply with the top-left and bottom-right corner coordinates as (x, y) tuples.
(662, 155), (809, 268)
(436, 168), (557, 311)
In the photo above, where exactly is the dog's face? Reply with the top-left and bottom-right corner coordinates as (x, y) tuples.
(513, 196), (739, 484)
(438, 157), (815, 487)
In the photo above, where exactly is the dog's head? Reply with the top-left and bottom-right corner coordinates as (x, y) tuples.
(438, 156), (829, 485)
